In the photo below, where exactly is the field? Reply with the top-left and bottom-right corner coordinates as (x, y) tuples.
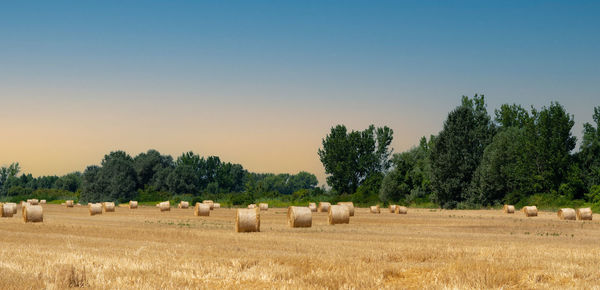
(1, 204), (599, 289)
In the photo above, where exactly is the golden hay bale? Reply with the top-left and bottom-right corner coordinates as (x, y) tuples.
(337, 202), (355, 216)
(194, 203), (210, 216)
(389, 205), (397, 213)
(66, 200), (74, 208)
(576, 208), (593, 221)
(23, 205), (43, 223)
(203, 200), (214, 210)
(557, 208), (576, 220)
(21, 202), (31, 218)
(213, 203), (221, 209)
(88, 203), (102, 216)
(235, 207), (260, 232)
(395, 206), (408, 214)
(102, 202), (115, 212)
(1, 203), (13, 217)
(248, 204), (257, 209)
(159, 201), (170, 212)
(7, 203), (17, 215)
(318, 202), (331, 213)
(178, 201), (190, 209)
(503, 205), (515, 214)
(27, 199), (39, 205)
(259, 203), (269, 211)
(129, 201), (138, 209)
(370, 205), (381, 214)
(287, 206), (312, 228)
(522, 206), (538, 217)
(328, 205), (350, 225)
(40, 200), (46, 204)
(308, 202), (317, 212)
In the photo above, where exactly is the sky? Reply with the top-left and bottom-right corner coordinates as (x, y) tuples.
(0, 1), (599, 184)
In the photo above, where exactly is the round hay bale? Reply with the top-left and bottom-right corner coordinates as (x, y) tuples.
(66, 200), (74, 208)
(23, 205), (43, 223)
(259, 203), (269, 211)
(337, 202), (355, 216)
(213, 203), (221, 209)
(318, 202), (331, 213)
(40, 200), (46, 204)
(370, 205), (381, 214)
(102, 202), (115, 212)
(235, 207), (260, 232)
(28, 199), (39, 205)
(194, 203), (210, 216)
(129, 201), (138, 209)
(395, 206), (408, 214)
(7, 203), (17, 215)
(202, 200), (214, 210)
(328, 205), (350, 225)
(89, 203), (102, 216)
(522, 206), (538, 217)
(308, 202), (317, 212)
(178, 201), (189, 209)
(287, 206), (312, 228)
(558, 208), (576, 220)
(503, 205), (515, 214)
(159, 201), (170, 212)
(389, 205), (397, 213)
(21, 202), (31, 218)
(248, 204), (257, 209)
(1, 203), (13, 217)
(576, 208), (593, 220)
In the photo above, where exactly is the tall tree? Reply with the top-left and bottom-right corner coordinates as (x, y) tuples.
(580, 106), (600, 190)
(430, 95), (496, 208)
(318, 124), (393, 195)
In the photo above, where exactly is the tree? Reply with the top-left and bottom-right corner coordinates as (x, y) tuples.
(133, 149), (173, 188)
(580, 106), (600, 191)
(0, 162), (21, 195)
(80, 165), (104, 202)
(318, 124), (393, 195)
(430, 95), (496, 208)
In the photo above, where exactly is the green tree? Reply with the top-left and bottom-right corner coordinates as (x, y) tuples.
(318, 124), (393, 195)
(99, 151), (138, 202)
(133, 149), (173, 188)
(580, 106), (600, 191)
(430, 95), (496, 208)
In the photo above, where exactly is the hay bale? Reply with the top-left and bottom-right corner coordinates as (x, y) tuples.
(287, 206), (312, 228)
(89, 203), (102, 216)
(159, 201), (170, 212)
(522, 206), (538, 217)
(337, 202), (355, 216)
(102, 202), (115, 212)
(558, 208), (576, 220)
(66, 200), (74, 208)
(259, 203), (269, 211)
(194, 203), (210, 216)
(248, 204), (257, 209)
(178, 201), (190, 209)
(5, 203), (17, 215)
(27, 199), (39, 205)
(40, 200), (46, 204)
(23, 205), (43, 223)
(21, 202), (31, 218)
(370, 205), (381, 214)
(213, 203), (221, 209)
(389, 205), (397, 213)
(235, 207), (260, 232)
(318, 202), (331, 213)
(328, 205), (350, 225)
(203, 200), (214, 210)
(308, 202), (317, 212)
(503, 205), (515, 214)
(1, 203), (13, 217)
(576, 208), (593, 220)
(129, 201), (138, 209)
(395, 206), (408, 214)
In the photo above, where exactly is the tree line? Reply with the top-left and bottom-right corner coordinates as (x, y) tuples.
(0, 150), (319, 205)
(319, 95), (600, 209)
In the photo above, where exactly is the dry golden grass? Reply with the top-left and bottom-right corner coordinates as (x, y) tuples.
(1, 205), (599, 289)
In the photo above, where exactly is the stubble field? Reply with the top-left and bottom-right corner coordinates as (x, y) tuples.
(1, 204), (599, 289)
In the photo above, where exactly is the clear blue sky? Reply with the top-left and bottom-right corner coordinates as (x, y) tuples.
(1, 1), (599, 182)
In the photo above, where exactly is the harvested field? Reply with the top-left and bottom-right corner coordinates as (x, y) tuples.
(1, 204), (599, 289)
